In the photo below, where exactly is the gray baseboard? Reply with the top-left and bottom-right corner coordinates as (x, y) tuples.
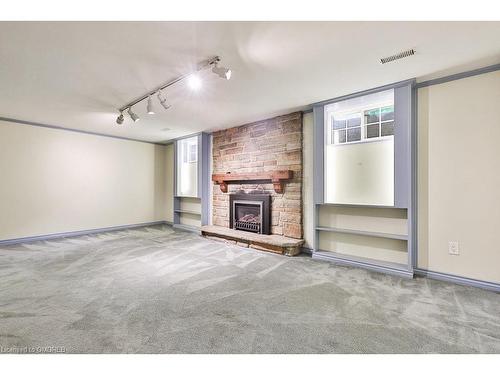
(414, 268), (500, 293)
(0, 221), (170, 246)
(301, 246), (313, 255)
(313, 251), (414, 279)
(173, 223), (201, 234)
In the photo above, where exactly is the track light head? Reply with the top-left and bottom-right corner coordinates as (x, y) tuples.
(127, 107), (140, 122)
(157, 91), (171, 110)
(116, 111), (124, 125)
(146, 95), (155, 115)
(212, 63), (232, 80)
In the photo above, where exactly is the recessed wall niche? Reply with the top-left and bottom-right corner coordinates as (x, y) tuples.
(312, 80), (415, 278)
(173, 133), (211, 231)
(324, 89), (395, 206)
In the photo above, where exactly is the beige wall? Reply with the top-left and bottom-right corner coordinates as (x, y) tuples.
(418, 70), (500, 283)
(0, 121), (171, 240)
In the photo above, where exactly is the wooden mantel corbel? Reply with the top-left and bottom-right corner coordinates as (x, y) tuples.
(212, 170), (293, 194)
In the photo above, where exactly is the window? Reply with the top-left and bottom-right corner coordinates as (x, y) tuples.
(330, 105), (394, 145)
(177, 136), (199, 197)
(188, 142), (197, 163)
(182, 139), (198, 163)
(365, 105), (394, 139)
(332, 112), (361, 144)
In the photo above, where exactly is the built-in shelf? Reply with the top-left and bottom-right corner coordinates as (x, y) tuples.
(315, 226), (408, 241)
(317, 202), (407, 210)
(174, 209), (201, 215)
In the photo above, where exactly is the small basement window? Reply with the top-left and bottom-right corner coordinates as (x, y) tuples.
(327, 93), (394, 145)
(364, 105), (395, 139)
(331, 112), (362, 144)
(182, 139), (198, 163)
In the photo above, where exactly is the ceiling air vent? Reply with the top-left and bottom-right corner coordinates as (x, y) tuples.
(380, 49), (415, 64)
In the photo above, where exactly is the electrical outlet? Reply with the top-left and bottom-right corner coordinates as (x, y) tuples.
(449, 241), (459, 255)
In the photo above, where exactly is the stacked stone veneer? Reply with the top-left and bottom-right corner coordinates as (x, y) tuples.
(212, 112), (303, 239)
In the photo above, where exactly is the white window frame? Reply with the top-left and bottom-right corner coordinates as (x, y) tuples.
(327, 101), (395, 146)
(364, 105), (395, 140)
(188, 142), (197, 163)
(182, 139), (198, 163)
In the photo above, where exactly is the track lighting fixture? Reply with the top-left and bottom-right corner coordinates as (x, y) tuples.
(146, 95), (155, 115)
(116, 111), (124, 125)
(157, 90), (171, 110)
(116, 56), (230, 125)
(127, 107), (140, 122)
(212, 62), (232, 80)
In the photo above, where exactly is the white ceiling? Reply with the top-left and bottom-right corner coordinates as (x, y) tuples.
(0, 21), (499, 142)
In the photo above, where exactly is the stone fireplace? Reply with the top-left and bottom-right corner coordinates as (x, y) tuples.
(211, 112), (303, 240)
(229, 192), (271, 234)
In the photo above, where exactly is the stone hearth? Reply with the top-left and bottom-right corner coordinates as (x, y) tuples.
(201, 225), (304, 256)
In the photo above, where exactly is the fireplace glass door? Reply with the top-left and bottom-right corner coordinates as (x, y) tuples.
(233, 201), (263, 233)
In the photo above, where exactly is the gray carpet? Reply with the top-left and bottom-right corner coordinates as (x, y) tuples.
(1, 224), (499, 354)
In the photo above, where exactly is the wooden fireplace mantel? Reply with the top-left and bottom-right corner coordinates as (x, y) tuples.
(212, 170), (293, 194)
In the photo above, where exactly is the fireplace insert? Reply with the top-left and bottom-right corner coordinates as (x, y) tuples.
(229, 193), (271, 234)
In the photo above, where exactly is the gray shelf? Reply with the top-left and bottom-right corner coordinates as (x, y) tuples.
(317, 202), (407, 210)
(315, 226), (408, 241)
(174, 209), (201, 215)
